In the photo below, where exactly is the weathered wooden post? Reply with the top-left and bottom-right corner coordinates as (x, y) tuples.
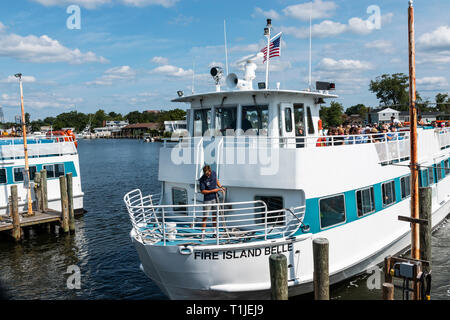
(382, 282), (394, 300)
(41, 169), (48, 212)
(313, 238), (329, 300)
(66, 172), (75, 233)
(10, 185), (22, 242)
(34, 172), (42, 212)
(59, 176), (69, 233)
(419, 187), (432, 274)
(269, 254), (288, 300)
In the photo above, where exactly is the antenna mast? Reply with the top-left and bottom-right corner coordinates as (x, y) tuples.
(224, 20), (229, 76)
(309, 1), (312, 90)
(192, 61), (195, 94)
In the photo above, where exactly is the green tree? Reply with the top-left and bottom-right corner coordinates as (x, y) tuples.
(345, 104), (368, 118)
(436, 93), (450, 113)
(369, 73), (410, 110)
(320, 102), (344, 128)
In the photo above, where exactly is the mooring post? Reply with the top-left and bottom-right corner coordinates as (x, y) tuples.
(34, 172), (42, 212)
(269, 254), (288, 300)
(41, 169), (48, 212)
(59, 176), (69, 233)
(313, 238), (329, 300)
(66, 172), (75, 233)
(384, 256), (393, 283)
(10, 185), (22, 242)
(419, 187), (432, 274)
(382, 282), (394, 300)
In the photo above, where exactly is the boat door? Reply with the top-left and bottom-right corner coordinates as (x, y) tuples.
(279, 103), (295, 148)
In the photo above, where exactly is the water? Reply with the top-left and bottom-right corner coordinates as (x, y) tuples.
(0, 139), (448, 300)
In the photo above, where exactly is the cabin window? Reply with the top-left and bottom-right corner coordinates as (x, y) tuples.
(427, 167), (434, 185)
(215, 107), (237, 135)
(445, 159), (450, 175)
(44, 164), (65, 179)
(306, 107), (315, 135)
(0, 168), (6, 184)
(285, 108), (293, 133)
(356, 187), (375, 217)
(242, 106), (269, 136)
(13, 166), (37, 182)
(382, 180), (396, 207)
(294, 104), (305, 137)
(255, 196), (284, 225)
(172, 188), (188, 214)
(401, 175), (411, 199)
(319, 194), (346, 229)
(436, 163), (443, 181)
(194, 109), (211, 136)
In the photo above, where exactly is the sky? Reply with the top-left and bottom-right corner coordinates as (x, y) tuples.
(0, 0), (449, 122)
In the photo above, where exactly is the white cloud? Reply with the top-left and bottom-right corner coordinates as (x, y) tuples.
(253, 8), (281, 20)
(418, 25), (450, 51)
(0, 24), (107, 64)
(120, 0), (178, 7)
(0, 92), (83, 110)
(31, 0), (178, 8)
(152, 56), (169, 65)
(150, 64), (193, 77)
(318, 58), (373, 72)
(416, 77), (448, 90)
(2, 75), (37, 83)
(230, 43), (260, 53)
(86, 65), (136, 85)
(365, 40), (395, 54)
(283, 0), (337, 21)
(0, 22), (6, 32)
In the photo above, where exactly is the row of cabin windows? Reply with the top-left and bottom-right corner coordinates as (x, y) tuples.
(0, 164), (65, 184)
(170, 174), (418, 231)
(419, 158), (450, 187)
(193, 104), (315, 137)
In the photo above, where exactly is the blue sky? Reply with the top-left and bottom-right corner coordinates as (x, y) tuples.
(0, 0), (449, 122)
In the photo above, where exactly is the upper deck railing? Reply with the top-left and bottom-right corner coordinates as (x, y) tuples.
(0, 137), (78, 161)
(124, 189), (306, 246)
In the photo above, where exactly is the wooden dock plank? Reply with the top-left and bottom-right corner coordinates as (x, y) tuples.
(0, 210), (62, 232)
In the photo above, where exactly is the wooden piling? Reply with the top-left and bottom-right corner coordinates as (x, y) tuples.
(269, 254), (288, 300)
(59, 176), (69, 233)
(66, 173), (75, 233)
(313, 238), (329, 300)
(384, 256), (393, 283)
(419, 187), (432, 274)
(382, 282), (394, 300)
(41, 169), (48, 212)
(10, 185), (22, 241)
(34, 172), (42, 212)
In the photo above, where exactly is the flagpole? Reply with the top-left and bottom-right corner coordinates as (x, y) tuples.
(265, 19), (272, 90)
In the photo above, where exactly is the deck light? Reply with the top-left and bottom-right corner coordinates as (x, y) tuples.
(177, 90), (184, 97)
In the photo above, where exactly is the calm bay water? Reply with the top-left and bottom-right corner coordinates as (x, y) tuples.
(0, 139), (448, 300)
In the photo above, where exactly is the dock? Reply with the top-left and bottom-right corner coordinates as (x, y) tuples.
(0, 170), (82, 242)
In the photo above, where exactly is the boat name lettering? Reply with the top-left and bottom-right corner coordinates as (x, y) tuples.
(193, 243), (293, 260)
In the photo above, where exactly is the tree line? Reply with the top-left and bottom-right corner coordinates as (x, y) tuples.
(1, 108), (187, 133)
(320, 73), (450, 128)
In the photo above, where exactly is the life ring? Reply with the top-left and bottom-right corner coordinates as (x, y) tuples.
(316, 137), (326, 147)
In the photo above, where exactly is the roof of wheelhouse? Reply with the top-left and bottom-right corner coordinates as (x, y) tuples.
(172, 89), (338, 103)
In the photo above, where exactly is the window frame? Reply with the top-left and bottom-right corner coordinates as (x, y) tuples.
(400, 175), (411, 200)
(43, 163), (65, 179)
(13, 166), (37, 183)
(427, 167), (434, 185)
(381, 180), (396, 208)
(356, 186), (375, 218)
(172, 187), (188, 214)
(319, 193), (347, 230)
(0, 168), (7, 184)
(242, 105), (269, 136)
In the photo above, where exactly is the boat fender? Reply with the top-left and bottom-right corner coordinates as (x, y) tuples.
(179, 245), (193, 255)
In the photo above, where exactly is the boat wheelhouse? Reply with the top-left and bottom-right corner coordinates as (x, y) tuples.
(0, 136), (84, 217)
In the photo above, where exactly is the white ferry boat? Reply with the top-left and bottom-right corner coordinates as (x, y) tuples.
(0, 135), (84, 217)
(124, 45), (450, 301)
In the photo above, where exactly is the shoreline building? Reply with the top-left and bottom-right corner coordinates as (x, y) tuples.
(94, 120), (129, 137)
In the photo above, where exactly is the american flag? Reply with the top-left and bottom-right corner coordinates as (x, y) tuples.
(260, 32), (282, 63)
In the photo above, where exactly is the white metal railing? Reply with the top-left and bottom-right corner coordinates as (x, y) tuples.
(124, 189), (305, 246)
(0, 137), (77, 160)
(436, 128), (450, 149)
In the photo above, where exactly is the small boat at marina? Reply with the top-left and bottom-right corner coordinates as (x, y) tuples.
(124, 22), (450, 299)
(0, 133), (84, 218)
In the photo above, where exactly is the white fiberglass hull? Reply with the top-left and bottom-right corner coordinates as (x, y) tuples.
(132, 198), (450, 300)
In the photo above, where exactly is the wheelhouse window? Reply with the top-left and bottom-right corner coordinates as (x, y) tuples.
(294, 104), (305, 137)
(13, 166), (37, 182)
(0, 168), (6, 184)
(255, 196), (284, 225)
(382, 181), (396, 207)
(319, 194), (346, 229)
(242, 106), (269, 136)
(194, 109), (211, 136)
(172, 187), (188, 214)
(215, 107), (237, 135)
(285, 108), (293, 133)
(356, 187), (375, 217)
(401, 175), (411, 199)
(306, 107), (315, 135)
(44, 164), (65, 179)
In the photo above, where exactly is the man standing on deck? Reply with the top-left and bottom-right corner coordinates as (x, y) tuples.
(199, 165), (225, 238)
